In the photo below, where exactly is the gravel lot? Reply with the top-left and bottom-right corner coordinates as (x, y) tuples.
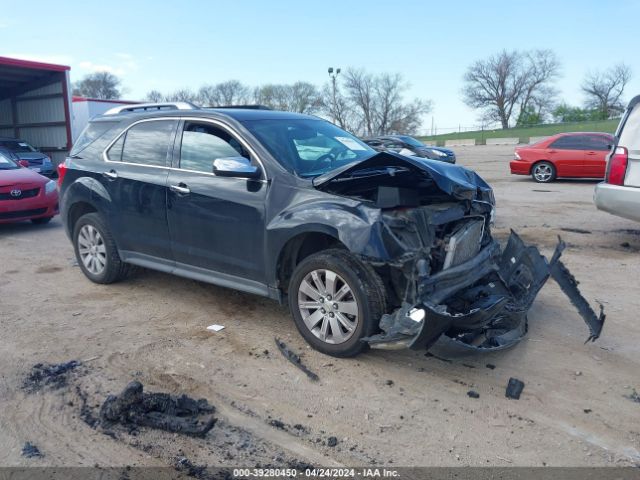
(1, 144), (639, 469)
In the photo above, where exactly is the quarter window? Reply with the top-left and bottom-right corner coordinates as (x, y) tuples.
(179, 122), (249, 173)
(107, 120), (177, 166)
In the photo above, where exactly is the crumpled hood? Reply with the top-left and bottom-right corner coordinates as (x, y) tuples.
(312, 151), (490, 201)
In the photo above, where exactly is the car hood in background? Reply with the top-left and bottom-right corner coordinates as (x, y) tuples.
(0, 167), (49, 186)
(312, 151), (490, 201)
(14, 152), (49, 161)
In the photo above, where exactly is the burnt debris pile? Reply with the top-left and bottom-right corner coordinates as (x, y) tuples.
(100, 381), (217, 437)
(22, 360), (81, 393)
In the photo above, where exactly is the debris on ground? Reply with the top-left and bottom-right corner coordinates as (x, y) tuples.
(174, 456), (221, 480)
(583, 409), (592, 414)
(624, 389), (640, 404)
(424, 352), (452, 363)
(560, 228), (592, 234)
(100, 381), (217, 437)
(505, 378), (525, 400)
(486, 364), (496, 370)
(22, 360), (81, 393)
(269, 419), (286, 429)
(206, 324), (225, 332)
(467, 390), (480, 399)
(621, 242), (631, 249)
(327, 436), (338, 447)
(21, 442), (43, 458)
(385, 380), (394, 386)
(274, 338), (319, 382)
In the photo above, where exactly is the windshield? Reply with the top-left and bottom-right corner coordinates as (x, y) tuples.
(241, 119), (376, 177)
(0, 140), (37, 153)
(0, 151), (19, 170)
(398, 136), (425, 148)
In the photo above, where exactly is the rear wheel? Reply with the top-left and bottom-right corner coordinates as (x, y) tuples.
(288, 249), (386, 357)
(73, 212), (129, 284)
(531, 161), (556, 183)
(31, 217), (52, 225)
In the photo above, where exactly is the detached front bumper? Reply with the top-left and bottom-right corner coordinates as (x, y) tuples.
(364, 231), (605, 352)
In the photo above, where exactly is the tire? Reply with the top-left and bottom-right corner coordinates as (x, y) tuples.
(72, 212), (129, 284)
(31, 217), (52, 225)
(531, 161), (556, 183)
(288, 249), (386, 357)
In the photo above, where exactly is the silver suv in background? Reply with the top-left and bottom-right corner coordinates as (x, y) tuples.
(594, 95), (640, 222)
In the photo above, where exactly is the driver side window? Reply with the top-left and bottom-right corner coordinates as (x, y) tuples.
(179, 122), (250, 173)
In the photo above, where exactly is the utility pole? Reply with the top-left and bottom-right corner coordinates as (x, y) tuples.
(328, 67), (341, 125)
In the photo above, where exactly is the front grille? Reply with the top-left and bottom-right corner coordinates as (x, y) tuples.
(0, 208), (47, 219)
(0, 188), (40, 200)
(443, 219), (484, 269)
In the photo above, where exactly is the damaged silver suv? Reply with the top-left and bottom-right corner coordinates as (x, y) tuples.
(60, 103), (605, 357)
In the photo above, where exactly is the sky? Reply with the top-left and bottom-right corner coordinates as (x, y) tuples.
(1, 0), (639, 134)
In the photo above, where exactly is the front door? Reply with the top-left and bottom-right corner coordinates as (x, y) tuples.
(166, 120), (268, 284)
(546, 135), (585, 177)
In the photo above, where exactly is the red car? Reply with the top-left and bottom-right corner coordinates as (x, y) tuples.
(0, 149), (59, 224)
(510, 132), (614, 183)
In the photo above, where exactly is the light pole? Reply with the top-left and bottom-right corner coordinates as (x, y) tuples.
(328, 67), (341, 124)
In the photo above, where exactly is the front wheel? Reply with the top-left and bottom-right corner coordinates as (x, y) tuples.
(531, 161), (556, 183)
(288, 249), (386, 357)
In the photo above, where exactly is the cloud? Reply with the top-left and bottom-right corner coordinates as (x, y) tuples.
(78, 54), (138, 76)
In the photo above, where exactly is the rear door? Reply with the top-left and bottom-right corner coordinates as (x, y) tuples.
(583, 135), (612, 178)
(617, 100), (640, 187)
(547, 135), (586, 176)
(166, 119), (268, 285)
(102, 119), (177, 262)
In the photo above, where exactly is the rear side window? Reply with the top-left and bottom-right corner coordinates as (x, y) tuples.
(71, 121), (119, 156)
(107, 120), (177, 166)
(585, 135), (612, 151)
(619, 104), (640, 151)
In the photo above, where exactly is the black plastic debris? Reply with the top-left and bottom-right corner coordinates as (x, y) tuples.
(467, 390), (480, 399)
(560, 228), (592, 235)
(23, 360), (80, 393)
(21, 442), (43, 458)
(485, 364), (496, 370)
(327, 436), (338, 447)
(100, 381), (216, 437)
(625, 389), (640, 404)
(274, 338), (319, 382)
(505, 378), (525, 400)
(269, 419), (286, 430)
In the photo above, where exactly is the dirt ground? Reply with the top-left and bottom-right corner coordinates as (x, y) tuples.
(1, 144), (639, 470)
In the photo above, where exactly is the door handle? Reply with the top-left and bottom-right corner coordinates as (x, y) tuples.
(102, 170), (118, 180)
(170, 183), (190, 195)
(586, 151), (597, 155)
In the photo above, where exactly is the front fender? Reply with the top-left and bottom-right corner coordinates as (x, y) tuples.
(265, 200), (388, 284)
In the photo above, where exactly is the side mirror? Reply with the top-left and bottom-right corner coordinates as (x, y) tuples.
(212, 157), (260, 179)
(18, 159), (30, 168)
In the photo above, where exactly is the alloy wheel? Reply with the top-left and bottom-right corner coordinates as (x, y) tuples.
(77, 224), (107, 275)
(297, 269), (359, 344)
(533, 164), (553, 182)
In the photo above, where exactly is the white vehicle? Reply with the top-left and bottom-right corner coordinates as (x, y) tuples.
(594, 95), (640, 222)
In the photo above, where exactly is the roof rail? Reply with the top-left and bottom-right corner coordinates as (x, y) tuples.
(103, 102), (200, 115)
(212, 104), (272, 110)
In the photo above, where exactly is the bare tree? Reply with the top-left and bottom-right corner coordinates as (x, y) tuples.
(582, 64), (632, 119)
(163, 88), (199, 103)
(253, 82), (320, 113)
(462, 50), (560, 129)
(517, 50), (560, 124)
(72, 72), (123, 99)
(144, 90), (164, 102)
(198, 80), (251, 106)
(328, 69), (431, 136)
(343, 69), (376, 136)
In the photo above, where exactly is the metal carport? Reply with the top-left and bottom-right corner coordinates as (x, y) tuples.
(0, 56), (72, 166)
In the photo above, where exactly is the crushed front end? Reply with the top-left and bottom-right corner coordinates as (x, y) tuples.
(364, 203), (605, 351)
(313, 151), (606, 352)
